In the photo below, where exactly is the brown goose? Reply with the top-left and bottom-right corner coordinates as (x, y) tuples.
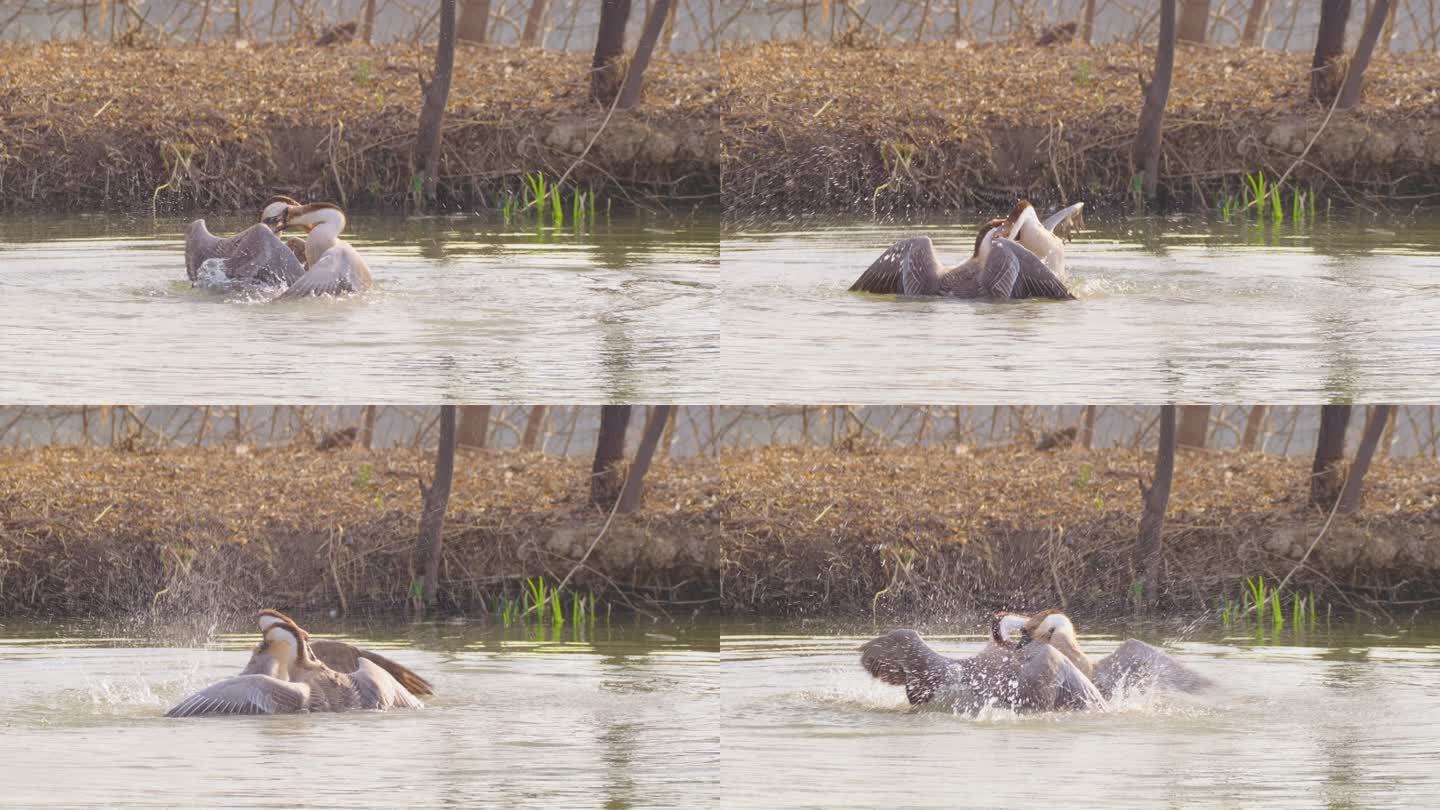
(165, 617), (423, 717)
(1019, 610), (1213, 698)
(184, 196), (308, 288)
(274, 202), (374, 299)
(248, 608), (433, 697)
(997, 200), (1084, 280)
(860, 616), (1103, 714)
(848, 200), (1082, 301)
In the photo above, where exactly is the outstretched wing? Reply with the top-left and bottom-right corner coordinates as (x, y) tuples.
(1043, 201), (1085, 240)
(185, 222), (306, 287)
(849, 237), (944, 297)
(309, 639), (434, 697)
(350, 659), (424, 710)
(1093, 639), (1213, 698)
(859, 629), (961, 705)
(165, 675), (309, 718)
(1018, 643), (1106, 711)
(987, 238), (1074, 300)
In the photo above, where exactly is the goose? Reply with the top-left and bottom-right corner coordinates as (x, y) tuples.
(245, 608), (433, 697)
(996, 199), (1084, 280)
(165, 616), (423, 717)
(184, 196), (308, 288)
(859, 615), (1104, 714)
(1018, 610), (1213, 698)
(274, 202), (374, 300)
(847, 201), (1079, 300)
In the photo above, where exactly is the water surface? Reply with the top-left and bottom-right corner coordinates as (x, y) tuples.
(721, 621), (1440, 809)
(0, 618), (718, 808)
(723, 216), (1440, 402)
(0, 214), (718, 403)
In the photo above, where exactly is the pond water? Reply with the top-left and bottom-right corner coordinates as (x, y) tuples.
(722, 216), (1440, 403)
(0, 214), (718, 403)
(721, 621), (1440, 809)
(0, 618), (719, 808)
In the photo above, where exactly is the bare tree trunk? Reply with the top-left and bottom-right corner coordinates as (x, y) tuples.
(1079, 405), (1098, 449)
(1241, 0), (1269, 45)
(520, 0), (548, 46)
(360, 405), (378, 449)
(521, 405), (548, 450)
(1310, 404), (1352, 510)
(617, 405), (673, 514)
(1338, 405), (1391, 514)
(1312, 0), (1351, 105)
(457, 0), (491, 44)
(591, 405), (632, 509)
(360, 0), (377, 44)
(1177, 0), (1211, 42)
(1241, 405), (1268, 450)
(1133, 0), (1177, 200)
(1337, 0), (1390, 108)
(457, 405), (491, 448)
(413, 0), (457, 208)
(591, 0), (631, 105)
(1134, 404), (1177, 609)
(1177, 405), (1210, 448)
(413, 405), (457, 610)
(618, 0), (671, 108)
(1081, 0), (1098, 43)
(233, 0), (244, 38)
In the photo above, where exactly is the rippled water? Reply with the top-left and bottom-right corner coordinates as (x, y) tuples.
(0, 214), (718, 403)
(721, 622), (1440, 809)
(0, 619), (719, 808)
(722, 216), (1440, 402)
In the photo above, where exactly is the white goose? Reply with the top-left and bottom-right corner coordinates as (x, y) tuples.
(184, 196), (307, 288)
(1017, 610), (1213, 698)
(275, 202), (374, 299)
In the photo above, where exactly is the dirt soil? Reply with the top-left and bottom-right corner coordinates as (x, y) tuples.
(0, 447), (721, 618)
(719, 445), (1440, 620)
(0, 42), (722, 212)
(722, 41), (1440, 222)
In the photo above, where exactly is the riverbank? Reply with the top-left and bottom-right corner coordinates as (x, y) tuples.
(0, 447), (719, 618)
(720, 446), (1440, 620)
(0, 42), (720, 212)
(723, 41), (1440, 222)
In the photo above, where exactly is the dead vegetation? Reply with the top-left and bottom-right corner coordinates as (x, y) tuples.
(722, 41), (1440, 223)
(0, 447), (720, 618)
(0, 41), (721, 212)
(720, 445), (1440, 621)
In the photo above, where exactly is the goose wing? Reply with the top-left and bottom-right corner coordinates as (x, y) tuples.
(185, 222), (306, 286)
(1017, 643), (1106, 711)
(982, 238), (1074, 300)
(165, 674), (310, 718)
(308, 639), (434, 697)
(276, 246), (371, 300)
(1042, 201), (1085, 240)
(849, 236), (944, 296)
(859, 629), (961, 705)
(1093, 639), (1213, 698)
(349, 658), (424, 710)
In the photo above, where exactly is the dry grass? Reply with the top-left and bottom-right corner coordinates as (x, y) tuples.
(0, 42), (722, 211)
(720, 445), (1440, 620)
(0, 447), (721, 618)
(722, 41), (1440, 222)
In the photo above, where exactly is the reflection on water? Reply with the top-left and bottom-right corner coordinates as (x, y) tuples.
(722, 215), (1440, 402)
(720, 622), (1440, 809)
(0, 213), (718, 403)
(0, 619), (719, 808)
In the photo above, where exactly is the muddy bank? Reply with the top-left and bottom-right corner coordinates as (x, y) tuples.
(0, 448), (720, 618)
(0, 43), (721, 212)
(720, 446), (1440, 620)
(723, 42), (1440, 222)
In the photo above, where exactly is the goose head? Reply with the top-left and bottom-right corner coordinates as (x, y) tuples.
(260, 196), (300, 234)
(280, 201), (346, 235)
(1020, 609), (1077, 644)
(972, 217), (1006, 261)
(257, 608), (309, 637)
(990, 610), (1030, 647)
(256, 620), (311, 675)
(998, 199), (1041, 242)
